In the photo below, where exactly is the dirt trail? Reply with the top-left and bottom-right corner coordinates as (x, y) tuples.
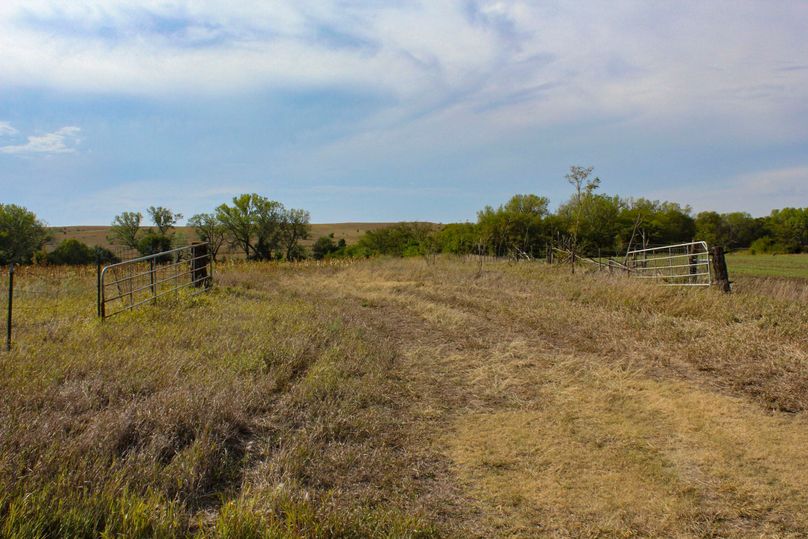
(279, 260), (808, 537)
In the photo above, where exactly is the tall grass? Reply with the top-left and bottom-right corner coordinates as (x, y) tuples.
(0, 262), (437, 537)
(1, 258), (807, 536)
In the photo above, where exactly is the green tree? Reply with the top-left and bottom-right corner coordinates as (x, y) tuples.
(652, 202), (695, 245)
(215, 194), (293, 260)
(0, 204), (49, 264)
(216, 194), (256, 258)
(312, 234), (338, 260)
(476, 205), (509, 256)
(357, 223), (433, 257)
(435, 223), (478, 255)
(188, 213), (226, 261)
(108, 212), (142, 250)
(722, 212), (760, 248)
(137, 231), (174, 261)
(767, 207), (808, 253)
(147, 206), (183, 235)
(502, 194), (549, 256)
(557, 193), (622, 256)
(252, 196), (285, 260)
(564, 165), (600, 268)
(695, 211), (727, 247)
(616, 199), (694, 252)
(279, 208), (311, 261)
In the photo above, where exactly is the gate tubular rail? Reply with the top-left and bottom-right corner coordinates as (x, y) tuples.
(99, 243), (212, 319)
(625, 241), (711, 287)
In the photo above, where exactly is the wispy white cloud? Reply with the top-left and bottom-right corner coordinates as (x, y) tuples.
(0, 126), (81, 154)
(0, 1), (806, 140)
(0, 121), (18, 136)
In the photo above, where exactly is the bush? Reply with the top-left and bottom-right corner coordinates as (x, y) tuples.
(312, 235), (338, 260)
(0, 204), (49, 264)
(46, 240), (121, 265)
(137, 232), (173, 261)
(47, 239), (94, 265)
(749, 236), (793, 255)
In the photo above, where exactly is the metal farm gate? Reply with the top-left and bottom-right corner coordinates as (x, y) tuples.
(99, 243), (212, 319)
(625, 241), (711, 286)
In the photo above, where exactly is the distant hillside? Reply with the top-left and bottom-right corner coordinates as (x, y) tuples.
(46, 222), (410, 251)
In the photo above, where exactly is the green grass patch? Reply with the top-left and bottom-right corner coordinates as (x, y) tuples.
(726, 253), (808, 279)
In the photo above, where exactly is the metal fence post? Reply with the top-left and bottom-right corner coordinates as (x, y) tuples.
(149, 258), (156, 301)
(6, 263), (13, 352)
(96, 257), (102, 317)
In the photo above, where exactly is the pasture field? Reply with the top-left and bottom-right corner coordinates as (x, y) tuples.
(726, 252), (808, 279)
(1, 258), (807, 537)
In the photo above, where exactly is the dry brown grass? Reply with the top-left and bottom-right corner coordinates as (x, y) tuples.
(1, 257), (806, 537)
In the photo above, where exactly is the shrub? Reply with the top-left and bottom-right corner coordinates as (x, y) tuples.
(748, 236), (793, 255)
(137, 232), (174, 261)
(47, 239), (95, 265)
(0, 204), (49, 264)
(45, 240), (121, 265)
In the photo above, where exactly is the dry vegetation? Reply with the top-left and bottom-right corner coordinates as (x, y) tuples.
(1, 258), (807, 537)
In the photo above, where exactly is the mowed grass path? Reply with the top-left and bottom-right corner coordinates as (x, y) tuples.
(1, 259), (807, 537)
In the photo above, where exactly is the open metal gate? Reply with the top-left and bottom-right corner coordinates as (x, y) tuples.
(99, 243), (212, 319)
(625, 241), (711, 286)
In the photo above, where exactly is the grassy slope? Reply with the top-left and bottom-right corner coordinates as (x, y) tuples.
(47, 223), (399, 252)
(1, 259), (807, 536)
(727, 252), (808, 279)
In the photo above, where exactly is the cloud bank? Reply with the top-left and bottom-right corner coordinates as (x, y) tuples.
(0, 125), (81, 154)
(1, 1), (807, 135)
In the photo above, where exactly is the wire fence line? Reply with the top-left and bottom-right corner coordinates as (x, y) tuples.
(1, 243), (213, 349)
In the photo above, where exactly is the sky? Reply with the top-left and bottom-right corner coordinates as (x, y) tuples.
(0, 1), (807, 226)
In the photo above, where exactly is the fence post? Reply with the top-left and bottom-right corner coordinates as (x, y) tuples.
(191, 243), (209, 288)
(546, 243), (553, 265)
(710, 246), (731, 293)
(96, 257), (102, 317)
(6, 263), (13, 352)
(149, 258), (156, 301)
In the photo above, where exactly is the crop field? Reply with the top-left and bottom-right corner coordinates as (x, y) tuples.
(1, 258), (807, 537)
(726, 252), (808, 280)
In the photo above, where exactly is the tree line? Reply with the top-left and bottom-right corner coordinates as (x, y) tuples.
(0, 193), (312, 265)
(316, 166), (807, 259)
(108, 194), (312, 263)
(2, 168), (806, 266)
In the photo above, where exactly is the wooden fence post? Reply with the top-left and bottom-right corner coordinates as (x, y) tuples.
(546, 243), (553, 264)
(6, 263), (13, 352)
(710, 246), (731, 293)
(96, 256), (102, 318)
(191, 243), (210, 288)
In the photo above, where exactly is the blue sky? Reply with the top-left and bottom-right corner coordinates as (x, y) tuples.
(1, 1), (806, 226)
